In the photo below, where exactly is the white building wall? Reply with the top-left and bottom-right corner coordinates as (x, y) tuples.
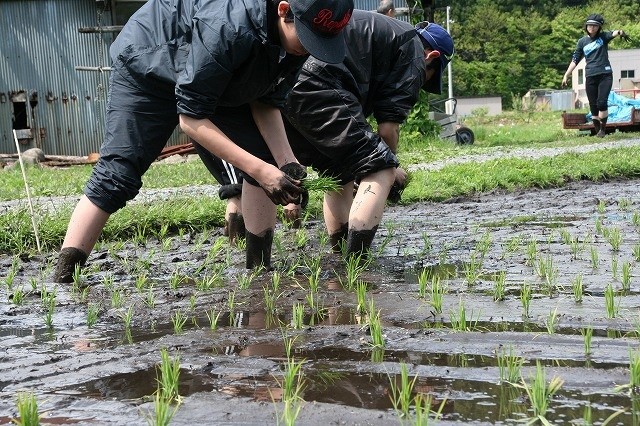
(455, 97), (503, 117)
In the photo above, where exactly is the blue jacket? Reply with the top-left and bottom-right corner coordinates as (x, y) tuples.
(110, 0), (306, 118)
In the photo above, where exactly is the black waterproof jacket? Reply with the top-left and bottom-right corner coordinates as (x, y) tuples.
(110, 0), (305, 118)
(283, 10), (425, 181)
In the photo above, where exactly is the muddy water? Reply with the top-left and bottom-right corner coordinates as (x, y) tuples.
(3, 179), (640, 425)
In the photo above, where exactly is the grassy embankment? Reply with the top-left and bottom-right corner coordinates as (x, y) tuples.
(1, 110), (639, 253)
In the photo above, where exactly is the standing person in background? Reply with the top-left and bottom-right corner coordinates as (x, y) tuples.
(562, 14), (629, 138)
(53, 0), (354, 282)
(283, 11), (454, 257)
(376, 0), (395, 18)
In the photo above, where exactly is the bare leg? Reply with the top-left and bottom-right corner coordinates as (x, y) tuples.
(54, 195), (110, 282)
(323, 182), (353, 252)
(346, 168), (394, 256)
(242, 181), (276, 269)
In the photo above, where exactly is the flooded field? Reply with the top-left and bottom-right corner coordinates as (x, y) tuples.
(2, 178), (640, 425)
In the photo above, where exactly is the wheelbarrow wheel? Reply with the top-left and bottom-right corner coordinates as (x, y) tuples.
(456, 127), (474, 145)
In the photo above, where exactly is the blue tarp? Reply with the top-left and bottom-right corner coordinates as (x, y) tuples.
(587, 91), (640, 123)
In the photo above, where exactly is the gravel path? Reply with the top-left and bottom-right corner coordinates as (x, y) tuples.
(3, 137), (640, 213)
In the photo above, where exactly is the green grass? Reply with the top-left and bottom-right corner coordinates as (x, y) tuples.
(2, 111), (640, 254)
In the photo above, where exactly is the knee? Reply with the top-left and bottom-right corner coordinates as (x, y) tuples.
(84, 159), (142, 213)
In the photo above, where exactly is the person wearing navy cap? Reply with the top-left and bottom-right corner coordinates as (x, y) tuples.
(53, 0), (354, 281)
(282, 10), (454, 257)
(562, 14), (629, 137)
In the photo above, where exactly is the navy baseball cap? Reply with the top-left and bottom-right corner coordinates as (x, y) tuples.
(415, 22), (455, 94)
(290, 0), (354, 64)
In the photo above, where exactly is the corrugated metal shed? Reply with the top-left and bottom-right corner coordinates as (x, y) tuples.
(0, 0), (185, 157)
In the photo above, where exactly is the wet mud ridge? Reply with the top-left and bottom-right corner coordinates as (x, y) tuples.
(3, 178), (640, 424)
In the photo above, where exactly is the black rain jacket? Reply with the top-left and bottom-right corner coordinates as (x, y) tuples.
(109, 0), (306, 118)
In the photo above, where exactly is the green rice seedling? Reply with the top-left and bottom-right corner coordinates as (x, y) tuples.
(87, 303), (100, 328)
(272, 230), (285, 259)
(605, 283), (619, 319)
(595, 216), (603, 235)
(428, 276), (446, 314)
(437, 242), (451, 264)
(597, 199), (606, 214)
(317, 229), (329, 249)
(271, 270), (281, 293)
(449, 299), (478, 332)
(611, 256), (619, 281)
(618, 197), (632, 211)
(614, 349), (640, 393)
(206, 309), (221, 330)
(147, 384), (180, 426)
(305, 290), (322, 316)
(525, 238), (537, 266)
(581, 326), (593, 356)
(367, 299), (384, 348)
(559, 229), (572, 246)
(3, 256), (19, 289)
(161, 236), (174, 252)
(417, 268), (429, 299)
(513, 361), (564, 425)
(302, 173), (340, 192)
(476, 231), (492, 259)
(545, 307), (559, 334)
(420, 232), (433, 257)
(572, 274), (584, 303)
(633, 244), (640, 262)
(622, 261), (632, 292)
(157, 348), (181, 403)
(263, 286), (278, 314)
(12, 391), (39, 426)
(43, 293), (55, 329)
(196, 271), (222, 291)
(463, 252), (483, 286)
(71, 263), (85, 293)
(413, 393), (446, 426)
(493, 271), (506, 302)
(583, 403), (592, 425)
(634, 211), (640, 227)
(294, 228), (309, 249)
(135, 273), (149, 292)
(606, 227), (623, 252)
(388, 363), (418, 419)
(338, 252), (370, 291)
(590, 246), (599, 269)
(145, 285), (156, 309)
(121, 305), (134, 333)
(535, 254), (558, 294)
(188, 294), (197, 313)
(101, 272), (114, 290)
(375, 222), (395, 255)
(236, 272), (252, 290)
(291, 303), (305, 329)
(569, 236), (584, 260)
(356, 281), (368, 314)
(274, 336), (306, 426)
(520, 281), (532, 318)
(171, 310), (188, 334)
(169, 269), (185, 290)
(111, 287), (124, 309)
(497, 346), (524, 383)
(227, 290), (236, 313)
(29, 277), (38, 292)
(10, 286), (25, 305)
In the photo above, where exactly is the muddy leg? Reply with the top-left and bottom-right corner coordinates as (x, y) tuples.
(53, 247), (88, 283)
(346, 226), (378, 259)
(329, 223), (349, 254)
(226, 212), (246, 246)
(246, 230), (273, 270)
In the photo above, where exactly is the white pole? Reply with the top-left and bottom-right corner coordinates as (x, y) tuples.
(445, 6), (454, 114)
(12, 130), (42, 253)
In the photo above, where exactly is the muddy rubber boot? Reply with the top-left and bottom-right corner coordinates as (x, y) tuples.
(245, 229), (273, 270)
(592, 118), (601, 136)
(329, 223), (349, 254)
(345, 226), (378, 259)
(226, 213), (246, 246)
(53, 247), (88, 283)
(597, 117), (607, 138)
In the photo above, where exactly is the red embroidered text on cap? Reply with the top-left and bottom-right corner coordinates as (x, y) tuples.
(312, 9), (352, 36)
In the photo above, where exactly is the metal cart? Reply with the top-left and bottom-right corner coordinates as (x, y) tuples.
(428, 98), (475, 144)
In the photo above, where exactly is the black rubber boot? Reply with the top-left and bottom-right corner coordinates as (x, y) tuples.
(345, 226), (378, 259)
(592, 118), (601, 136)
(245, 229), (273, 270)
(329, 223), (349, 254)
(597, 117), (607, 138)
(226, 213), (246, 246)
(53, 247), (88, 283)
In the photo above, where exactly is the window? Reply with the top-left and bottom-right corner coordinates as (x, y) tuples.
(578, 69), (584, 85)
(621, 70), (636, 79)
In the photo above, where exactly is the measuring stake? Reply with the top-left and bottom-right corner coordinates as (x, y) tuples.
(12, 130), (42, 253)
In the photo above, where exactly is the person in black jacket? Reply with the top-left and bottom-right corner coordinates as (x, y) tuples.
(283, 10), (454, 257)
(53, 0), (354, 282)
(562, 14), (628, 137)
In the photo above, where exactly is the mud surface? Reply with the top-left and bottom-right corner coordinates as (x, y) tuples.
(3, 178), (640, 425)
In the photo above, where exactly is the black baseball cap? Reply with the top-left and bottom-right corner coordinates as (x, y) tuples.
(290, 0), (354, 64)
